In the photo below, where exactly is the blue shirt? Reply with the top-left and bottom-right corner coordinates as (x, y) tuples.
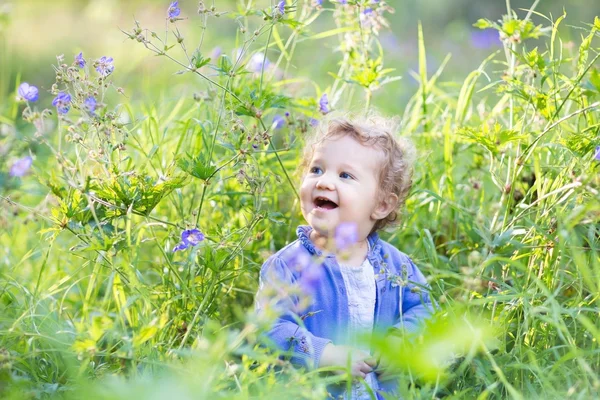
(255, 225), (434, 396)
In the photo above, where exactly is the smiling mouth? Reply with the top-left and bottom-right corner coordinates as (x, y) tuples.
(314, 197), (338, 210)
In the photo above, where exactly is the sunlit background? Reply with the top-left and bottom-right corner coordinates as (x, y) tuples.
(3, 0), (599, 109)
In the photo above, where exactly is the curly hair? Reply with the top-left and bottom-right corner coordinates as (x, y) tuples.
(296, 112), (416, 233)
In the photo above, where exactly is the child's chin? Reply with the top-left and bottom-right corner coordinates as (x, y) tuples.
(310, 221), (336, 236)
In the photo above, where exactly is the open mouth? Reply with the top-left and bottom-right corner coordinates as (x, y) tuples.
(314, 197), (338, 210)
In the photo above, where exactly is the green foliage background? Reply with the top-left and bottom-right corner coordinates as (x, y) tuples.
(1, 0), (600, 398)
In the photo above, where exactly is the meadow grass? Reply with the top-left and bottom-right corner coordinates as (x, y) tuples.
(1, 1), (599, 399)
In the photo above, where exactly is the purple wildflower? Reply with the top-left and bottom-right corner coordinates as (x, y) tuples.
(17, 82), (39, 102)
(247, 52), (270, 73)
(363, 7), (373, 15)
(95, 56), (114, 77)
(272, 114), (285, 129)
(309, 118), (319, 127)
(339, 0), (347, 4)
(371, 0), (380, 3)
(313, 0), (323, 5)
(470, 29), (502, 49)
(594, 146), (600, 161)
(167, 1), (181, 20)
(319, 93), (329, 114)
(52, 92), (72, 114)
(287, 248), (322, 294)
(210, 46), (222, 60)
(173, 228), (205, 252)
(274, 1), (285, 16)
(84, 96), (97, 113)
(335, 222), (359, 251)
(284, 111), (290, 117)
(299, 261), (323, 294)
(75, 52), (85, 68)
(9, 156), (33, 177)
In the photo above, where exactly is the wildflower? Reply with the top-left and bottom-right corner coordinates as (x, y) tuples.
(173, 228), (205, 252)
(95, 56), (114, 77)
(167, 1), (181, 21)
(319, 93), (329, 114)
(470, 29), (501, 49)
(339, 0), (347, 4)
(288, 248), (322, 294)
(247, 52), (270, 73)
(84, 96), (97, 113)
(9, 156), (32, 177)
(309, 118), (319, 127)
(363, 7), (373, 15)
(335, 222), (358, 251)
(74, 52), (85, 68)
(313, 0), (323, 5)
(595, 146), (600, 161)
(210, 46), (222, 60)
(284, 111), (290, 117)
(272, 114), (285, 129)
(52, 92), (72, 114)
(17, 82), (39, 102)
(299, 261), (323, 294)
(274, 1), (285, 16)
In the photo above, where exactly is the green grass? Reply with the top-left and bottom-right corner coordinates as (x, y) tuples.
(1, 1), (600, 399)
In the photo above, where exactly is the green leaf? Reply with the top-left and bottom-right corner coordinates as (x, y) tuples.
(473, 19), (492, 29)
(191, 49), (211, 69)
(133, 326), (158, 347)
(177, 153), (217, 181)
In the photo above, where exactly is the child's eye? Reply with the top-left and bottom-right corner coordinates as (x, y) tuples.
(340, 172), (353, 179)
(310, 167), (322, 174)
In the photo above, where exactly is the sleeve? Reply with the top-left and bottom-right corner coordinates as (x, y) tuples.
(393, 257), (434, 334)
(254, 255), (332, 369)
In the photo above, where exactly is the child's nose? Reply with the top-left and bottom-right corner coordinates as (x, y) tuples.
(316, 175), (335, 190)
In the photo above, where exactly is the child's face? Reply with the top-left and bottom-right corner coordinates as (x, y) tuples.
(300, 134), (391, 242)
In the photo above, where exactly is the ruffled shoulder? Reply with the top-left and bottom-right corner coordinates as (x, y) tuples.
(296, 225), (323, 256)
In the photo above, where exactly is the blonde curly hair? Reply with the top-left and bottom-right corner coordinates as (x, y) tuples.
(296, 112), (416, 233)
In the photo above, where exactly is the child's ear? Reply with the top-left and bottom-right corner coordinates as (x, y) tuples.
(371, 192), (399, 220)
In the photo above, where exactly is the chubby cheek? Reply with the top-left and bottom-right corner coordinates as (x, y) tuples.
(299, 179), (313, 211)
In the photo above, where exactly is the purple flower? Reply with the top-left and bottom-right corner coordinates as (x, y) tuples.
(284, 111), (290, 117)
(75, 52), (85, 68)
(339, 0), (347, 4)
(335, 222), (359, 251)
(210, 46), (222, 60)
(363, 7), (373, 15)
(274, 1), (285, 16)
(309, 118), (319, 127)
(52, 92), (72, 114)
(470, 29), (501, 49)
(173, 228), (205, 252)
(95, 56), (114, 77)
(9, 156), (33, 177)
(288, 249), (322, 294)
(594, 146), (600, 161)
(319, 93), (329, 114)
(167, 1), (181, 20)
(371, 0), (380, 3)
(299, 261), (323, 294)
(313, 0), (323, 5)
(17, 82), (39, 102)
(272, 114), (285, 129)
(247, 52), (270, 73)
(84, 96), (97, 113)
